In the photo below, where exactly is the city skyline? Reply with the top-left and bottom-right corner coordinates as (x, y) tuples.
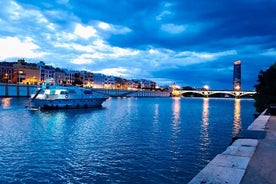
(0, 0), (276, 90)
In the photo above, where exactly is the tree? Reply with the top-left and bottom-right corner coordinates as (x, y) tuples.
(182, 86), (194, 90)
(254, 62), (276, 113)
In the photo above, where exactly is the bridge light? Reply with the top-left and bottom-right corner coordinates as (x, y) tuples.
(234, 85), (241, 91)
(171, 84), (180, 90)
(203, 85), (209, 90)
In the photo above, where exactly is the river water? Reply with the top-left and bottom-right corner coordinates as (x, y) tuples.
(0, 97), (255, 183)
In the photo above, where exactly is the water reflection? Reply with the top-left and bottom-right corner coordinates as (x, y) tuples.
(153, 104), (159, 123)
(172, 97), (181, 125)
(171, 97), (181, 142)
(233, 98), (241, 135)
(200, 98), (209, 151)
(1, 98), (11, 109)
(0, 97), (255, 184)
(202, 98), (209, 127)
(152, 103), (160, 137)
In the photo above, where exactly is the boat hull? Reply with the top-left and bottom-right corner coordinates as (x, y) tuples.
(30, 98), (108, 110)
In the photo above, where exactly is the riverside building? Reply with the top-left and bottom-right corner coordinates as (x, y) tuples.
(0, 59), (157, 90)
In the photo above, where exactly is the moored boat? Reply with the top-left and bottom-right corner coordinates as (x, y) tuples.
(29, 79), (109, 110)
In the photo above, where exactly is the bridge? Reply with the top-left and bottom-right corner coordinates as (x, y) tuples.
(171, 89), (256, 98)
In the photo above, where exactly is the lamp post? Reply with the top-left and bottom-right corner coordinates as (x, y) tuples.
(4, 73), (8, 83)
(18, 70), (24, 84)
(4, 73), (8, 96)
(32, 76), (36, 84)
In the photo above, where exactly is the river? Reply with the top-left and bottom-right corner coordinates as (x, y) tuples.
(0, 97), (255, 183)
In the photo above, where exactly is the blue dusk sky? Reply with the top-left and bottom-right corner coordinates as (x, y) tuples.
(0, 0), (276, 90)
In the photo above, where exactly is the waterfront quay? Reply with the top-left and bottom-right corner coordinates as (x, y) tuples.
(189, 107), (276, 184)
(0, 83), (34, 97)
(0, 83), (170, 98)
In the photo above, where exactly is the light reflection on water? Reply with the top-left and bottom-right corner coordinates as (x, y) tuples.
(200, 98), (209, 151)
(1, 98), (11, 109)
(0, 97), (255, 183)
(233, 98), (241, 135)
(172, 97), (181, 132)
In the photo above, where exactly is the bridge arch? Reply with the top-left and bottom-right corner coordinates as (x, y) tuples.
(172, 90), (255, 98)
(209, 91), (235, 97)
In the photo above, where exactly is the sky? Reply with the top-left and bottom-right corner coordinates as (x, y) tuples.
(0, 0), (276, 90)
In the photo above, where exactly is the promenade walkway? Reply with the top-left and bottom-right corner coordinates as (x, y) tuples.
(240, 115), (276, 184)
(189, 111), (275, 184)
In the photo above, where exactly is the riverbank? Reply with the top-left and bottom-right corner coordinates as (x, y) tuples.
(189, 108), (275, 184)
(0, 83), (170, 98)
(240, 115), (276, 184)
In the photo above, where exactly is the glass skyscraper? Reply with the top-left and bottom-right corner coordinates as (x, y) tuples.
(233, 60), (241, 91)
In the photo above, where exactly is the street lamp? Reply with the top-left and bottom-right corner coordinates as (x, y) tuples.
(32, 76), (36, 84)
(18, 70), (24, 84)
(4, 73), (8, 83)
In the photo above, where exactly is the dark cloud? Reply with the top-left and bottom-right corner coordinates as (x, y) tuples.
(1, 0), (275, 90)
(152, 60), (233, 89)
(102, 0), (276, 51)
(18, 0), (275, 53)
(69, 0), (160, 24)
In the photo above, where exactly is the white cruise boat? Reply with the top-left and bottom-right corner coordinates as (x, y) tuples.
(29, 79), (109, 110)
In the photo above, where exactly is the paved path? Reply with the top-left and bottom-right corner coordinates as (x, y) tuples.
(189, 113), (275, 184)
(240, 116), (276, 184)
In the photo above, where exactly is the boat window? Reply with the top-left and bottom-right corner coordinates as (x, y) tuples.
(50, 90), (55, 95)
(68, 90), (76, 94)
(60, 91), (68, 95)
(38, 89), (45, 94)
(84, 90), (92, 94)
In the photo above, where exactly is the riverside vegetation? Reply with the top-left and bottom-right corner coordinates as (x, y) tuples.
(254, 62), (276, 114)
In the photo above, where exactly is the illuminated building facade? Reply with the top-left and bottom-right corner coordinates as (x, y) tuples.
(13, 59), (39, 84)
(0, 59), (155, 90)
(233, 60), (241, 91)
(0, 62), (14, 83)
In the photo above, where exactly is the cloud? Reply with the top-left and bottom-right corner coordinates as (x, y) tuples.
(97, 21), (132, 35)
(262, 48), (276, 56)
(74, 23), (97, 39)
(94, 67), (130, 77)
(0, 0), (275, 90)
(156, 10), (173, 21)
(0, 37), (47, 59)
(174, 50), (237, 62)
(161, 24), (186, 34)
(98, 22), (111, 30)
(71, 54), (95, 64)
